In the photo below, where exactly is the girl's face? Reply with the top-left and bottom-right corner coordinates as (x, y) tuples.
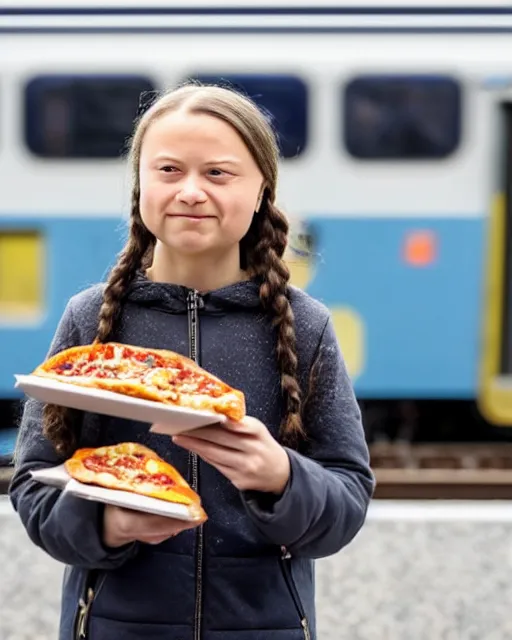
(138, 110), (264, 260)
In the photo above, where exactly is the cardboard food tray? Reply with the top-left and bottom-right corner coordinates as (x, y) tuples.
(30, 465), (202, 521)
(15, 374), (226, 436)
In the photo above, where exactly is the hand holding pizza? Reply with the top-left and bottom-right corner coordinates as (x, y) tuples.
(170, 417), (291, 495)
(103, 505), (201, 547)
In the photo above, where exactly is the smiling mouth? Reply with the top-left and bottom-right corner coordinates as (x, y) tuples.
(168, 214), (214, 219)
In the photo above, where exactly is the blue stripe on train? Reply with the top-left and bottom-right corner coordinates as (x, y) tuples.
(305, 216), (485, 398)
(0, 215), (485, 400)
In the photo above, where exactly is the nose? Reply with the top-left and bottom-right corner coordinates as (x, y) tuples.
(177, 174), (207, 206)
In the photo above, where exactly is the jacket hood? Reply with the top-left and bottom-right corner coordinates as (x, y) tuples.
(125, 271), (263, 315)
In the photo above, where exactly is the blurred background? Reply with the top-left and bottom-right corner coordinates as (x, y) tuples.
(3, 1), (512, 638)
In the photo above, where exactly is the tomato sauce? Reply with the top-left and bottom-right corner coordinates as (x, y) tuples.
(83, 454), (176, 487)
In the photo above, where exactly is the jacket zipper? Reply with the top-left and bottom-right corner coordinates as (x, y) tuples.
(187, 289), (204, 640)
(280, 547), (311, 640)
(74, 571), (107, 639)
(76, 587), (94, 639)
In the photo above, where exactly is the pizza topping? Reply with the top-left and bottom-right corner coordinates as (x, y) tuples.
(33, 342), (246, 424)
(133, 472), (176, 487)
(61, 443), (207, 521)
(144, 355), (155, 368)
(82, 452), (177, 487)
(51, 345), (226, 395)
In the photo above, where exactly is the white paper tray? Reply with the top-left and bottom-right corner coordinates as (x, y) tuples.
(30, 464), (203, 521)
(15, 374), (225, 436)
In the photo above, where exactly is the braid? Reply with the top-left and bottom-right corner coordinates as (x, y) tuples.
(247, 197), (305, 446)
(96, 189), (154, 343)
(42, 189), (154, 456)
(41, 405), (80, 457)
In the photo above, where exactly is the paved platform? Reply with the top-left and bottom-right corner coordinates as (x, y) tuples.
(2, 498), (512, 639)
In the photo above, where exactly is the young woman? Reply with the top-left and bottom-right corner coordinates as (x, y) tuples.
(9, 83), (375, 640)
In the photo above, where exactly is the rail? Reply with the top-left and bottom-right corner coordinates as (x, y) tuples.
(2, 442), (512, 499)
(0, 467), (12, 493)
(372, 442), (512, 499)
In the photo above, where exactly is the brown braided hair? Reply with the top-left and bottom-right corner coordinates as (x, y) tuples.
(43, 82), (304, 455)
(242, 195), (305, 445)
(43, 190), (156, 455)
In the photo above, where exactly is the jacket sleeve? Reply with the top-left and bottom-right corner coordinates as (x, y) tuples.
(242, 315), (375, 559)
(8, 299), (139, 569)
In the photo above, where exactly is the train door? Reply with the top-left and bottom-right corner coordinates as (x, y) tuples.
(479, 102), (512, 425)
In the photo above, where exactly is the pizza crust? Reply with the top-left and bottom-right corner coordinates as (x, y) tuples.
(33, 342), (245, 422)
(64, 443), (207, 521)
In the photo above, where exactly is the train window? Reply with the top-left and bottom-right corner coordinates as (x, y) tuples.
(186, 74), (308, 158)
(24, 75), (156, 158)
(343, 75), (462, 160)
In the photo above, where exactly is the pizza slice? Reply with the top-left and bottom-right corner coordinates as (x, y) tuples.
(32, 342), (245, 422)
(65, 442), (207, 521)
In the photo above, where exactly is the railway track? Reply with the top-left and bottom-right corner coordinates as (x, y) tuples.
(0, 467), (12, 494)
(3, 442), (512, 499)
(371, 442), (512, 499)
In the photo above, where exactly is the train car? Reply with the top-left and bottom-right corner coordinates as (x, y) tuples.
(1, 0), (512, 439)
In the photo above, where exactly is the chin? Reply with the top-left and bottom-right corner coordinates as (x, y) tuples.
(163, 236), (215, 255)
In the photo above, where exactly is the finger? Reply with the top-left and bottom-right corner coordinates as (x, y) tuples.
(177, 426), (248, 450)
(152, 421), (223, 434)
(139, 527), (188, 544)
(173, 435), (242, 469)
(196, 451), (236, 472)
(222, 416), (262, 434)
(197, 458), (248, 490)
(135, 524), (193, 542)
(173, 434), (239, 465)
(115, 506), (186, 530)
(142, 534), (175, 545)
(125, 513), (196, 538)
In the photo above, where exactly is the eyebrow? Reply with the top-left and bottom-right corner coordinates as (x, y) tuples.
(153, 155), (181, 164)
(153, 154), (242, 167)
(204, 158), (242, 167)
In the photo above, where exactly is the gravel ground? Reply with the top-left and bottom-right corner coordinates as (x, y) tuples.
(3, 498), (512, 640)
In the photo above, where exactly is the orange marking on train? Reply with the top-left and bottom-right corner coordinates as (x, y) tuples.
(403, 230), (437, 267)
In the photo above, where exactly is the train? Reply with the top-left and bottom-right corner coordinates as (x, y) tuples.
(2, 0), (512, 442)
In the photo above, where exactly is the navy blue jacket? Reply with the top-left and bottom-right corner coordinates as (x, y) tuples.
(9, 274), (375, 640)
